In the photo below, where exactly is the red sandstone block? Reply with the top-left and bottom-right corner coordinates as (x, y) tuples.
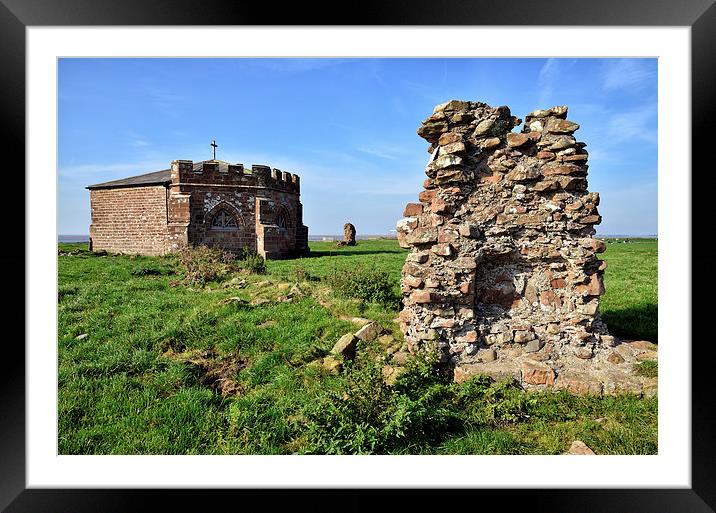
(403, 203), (423, 217)
(522, 361), (555, 385)
(410, 290), (434, 303)
(418, 190), (436, 203)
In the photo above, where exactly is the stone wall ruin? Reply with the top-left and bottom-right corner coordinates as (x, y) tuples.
(396, 100), (654, 395)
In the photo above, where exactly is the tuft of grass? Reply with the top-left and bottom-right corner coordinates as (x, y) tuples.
(634, 360), (658, 378)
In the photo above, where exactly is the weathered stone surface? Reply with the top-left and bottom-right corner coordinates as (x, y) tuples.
(442, 141), (467, 155)
(403, 203), (423, 217)
(524, 338), (545, 353)
(546, 118), (580, 134)
(434, 154), (463, 170)
(431, 196), (450, 214)
(397, 99), (646, 396)
(377, 333), (395, 345)
(480, 348), (498, 362)
(629, 340), (657, 351)
(521, 361), (555, 385)
(473, 118), (495, 136)
(410, 290), (435, 304)
(402, 227), (438, 245)
(331, 333), (358, 360)
(505, 164), (540, 182)
(355, 322), (383, 342)
(514, 330), (536, 344)
(382, 364), (406, 386)
(438, 132), (462, 146)
(321, 356), (343, 375)
(482, 137), (501, 149)
(636, 351), (658, 362)
(548, 135), (576, 150)
(507, 133), (530, 147)
(336, 222), (356, 246)
(542, 164), (584, 176)
(607, 352), (625, 364)
(431, 243), (453, 256)
(459, 223), (481, 238)
(554, 373), (604, 395)
(565, 440), (596, 455)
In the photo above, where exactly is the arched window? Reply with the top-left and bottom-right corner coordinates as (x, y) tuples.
(276, 211), (287, 230)
(210, 209), (238, 230)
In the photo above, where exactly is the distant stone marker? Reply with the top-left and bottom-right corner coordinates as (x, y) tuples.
(337, 222), (357, 246)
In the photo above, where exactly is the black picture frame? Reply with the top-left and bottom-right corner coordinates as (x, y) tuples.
(2, 1), (713, 511)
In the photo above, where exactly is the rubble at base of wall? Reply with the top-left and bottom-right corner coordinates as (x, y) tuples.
(396, 99), (656, 395)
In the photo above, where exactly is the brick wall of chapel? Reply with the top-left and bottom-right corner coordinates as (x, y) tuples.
(89, 185), (170, 256)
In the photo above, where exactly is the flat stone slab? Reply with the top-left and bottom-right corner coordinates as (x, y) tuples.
(331, 333), (358, 360)
(355, 322), (383, 342)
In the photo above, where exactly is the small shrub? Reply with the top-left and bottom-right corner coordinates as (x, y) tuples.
(171, 245), (239, 286)
(325, 265), (397, 306)
(237, 247), (266, 274)
(302, 348), (457, 454)
(456, 377), (536, 426)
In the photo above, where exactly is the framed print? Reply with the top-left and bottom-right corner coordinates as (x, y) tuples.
(3, 0), (714, 511)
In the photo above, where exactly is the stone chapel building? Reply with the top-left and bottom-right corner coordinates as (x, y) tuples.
(87, 157), (309, 259)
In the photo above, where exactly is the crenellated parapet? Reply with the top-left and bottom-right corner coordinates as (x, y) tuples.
(170, 160), (300, 194)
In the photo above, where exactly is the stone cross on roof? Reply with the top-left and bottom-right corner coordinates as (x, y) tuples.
(211, 139), (218, 160)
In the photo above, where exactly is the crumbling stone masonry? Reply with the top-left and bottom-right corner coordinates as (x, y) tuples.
(396, 100), (655, 395)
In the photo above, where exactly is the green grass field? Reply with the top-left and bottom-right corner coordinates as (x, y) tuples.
(57, 238), (657, 455)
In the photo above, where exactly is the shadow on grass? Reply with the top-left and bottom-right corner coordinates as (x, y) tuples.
(602, 303), (658, 343)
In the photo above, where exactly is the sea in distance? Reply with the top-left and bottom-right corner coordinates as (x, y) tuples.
(58, 234), (657, 244)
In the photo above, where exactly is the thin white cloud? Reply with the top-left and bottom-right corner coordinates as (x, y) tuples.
(602, 59), (656, 92)
(357, 147), (399, 160)
(355, 142), (414, 161)
(238, 58), (349, 73)
(537, 58), (559, 108)
(607, 103), (657, 144)
(58, 160), (168, 182)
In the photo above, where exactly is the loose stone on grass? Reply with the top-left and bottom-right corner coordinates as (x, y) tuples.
(355, 322), (384, 342)
(351, 317), (372, 327)
(565, 440), (596, 455)
(321, 356), (343, 375)
(382, 365), (407, 386)
(332, 334), (358, 360)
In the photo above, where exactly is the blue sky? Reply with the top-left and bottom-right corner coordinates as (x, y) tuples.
(58, 58), (657, 236)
